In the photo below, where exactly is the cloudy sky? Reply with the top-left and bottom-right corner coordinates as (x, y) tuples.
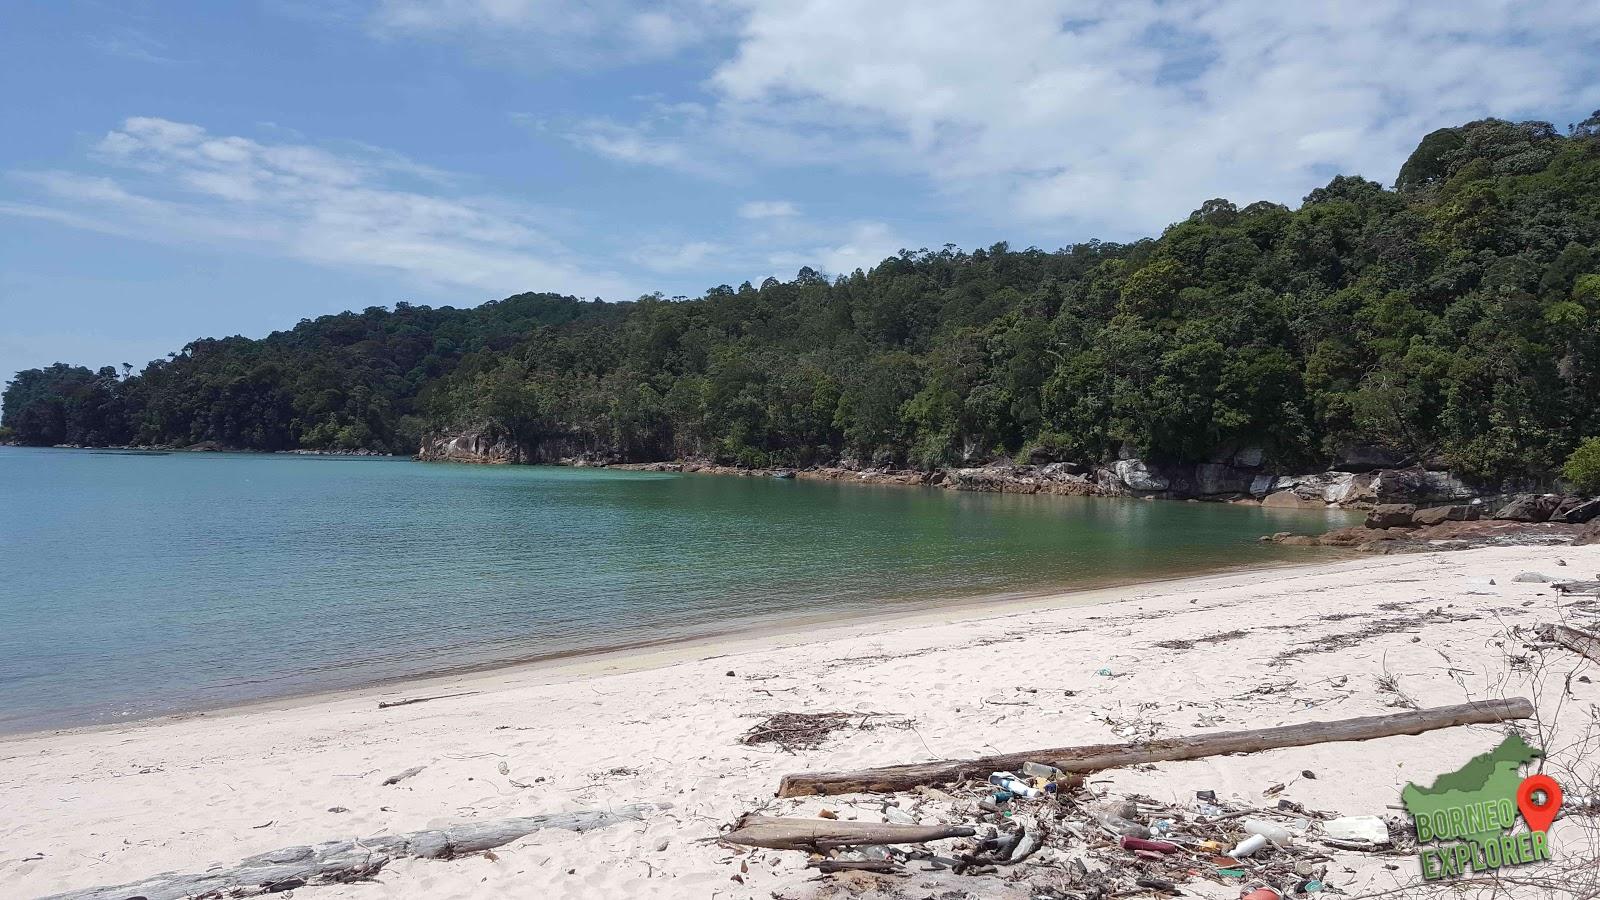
(3, 1), (1599, 380)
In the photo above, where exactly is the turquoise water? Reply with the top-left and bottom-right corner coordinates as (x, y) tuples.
(0, 447), (1355, 733)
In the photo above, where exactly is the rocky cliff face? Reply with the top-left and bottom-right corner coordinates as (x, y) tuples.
(415, 428), (603, 465)
(419, 426), (1518, 510)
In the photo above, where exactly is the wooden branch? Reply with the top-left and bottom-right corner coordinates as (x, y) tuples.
(777, 698), (1534, 797)
(43, 803), (665, 900)
(377, 690), (480, 709)
(723, 815), (975, 852)
(1539, 623), (1600, 664)
(1554, 581), (1600, 595)
(382, 764), (426, 786)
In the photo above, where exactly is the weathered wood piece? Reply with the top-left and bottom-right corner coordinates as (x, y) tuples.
(382, 764), (426, 785)
(1539, 623), (1600, 664)
(1554, 580), (1600, 595)
(377, 690), (480, 709)
(723, 815), (975, 852)
(777, 698), (1534, 797)
(44, 803), (664, 900)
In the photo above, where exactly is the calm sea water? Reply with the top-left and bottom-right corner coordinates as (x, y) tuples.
(0, 447), (1355, 733)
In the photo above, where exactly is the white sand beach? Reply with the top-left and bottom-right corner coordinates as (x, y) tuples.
(5, 544), (1598, 899)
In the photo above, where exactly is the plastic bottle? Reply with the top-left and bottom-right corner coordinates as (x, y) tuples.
(1230, 833), (1269, 858)
(988, 772), (1042, 799)
(1021, 761), (1063, 779)
(1242, 818), (1292, 844)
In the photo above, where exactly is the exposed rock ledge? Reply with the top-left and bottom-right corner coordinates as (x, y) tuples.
(418, 428), (1562, 513)
(1261, 494), (1600, 553)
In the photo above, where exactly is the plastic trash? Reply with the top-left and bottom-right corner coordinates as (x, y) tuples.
(1322, 815), (1390, 845)
(1230, 833), (1269, 858)
(1096, 667), (1113, 676)
(1240, 888), (1282, 900)
(1021, 761), (1063, 779)
(1009, 828), (1041, 861)
(1092, 809), (1151, 839)
(1196, 789), (1217, 802)
(1120, 835), (1179, 853)
(988, 772), (1042, 799)
(1242, 818), (1293, 844)
(883, 807), (917, 825)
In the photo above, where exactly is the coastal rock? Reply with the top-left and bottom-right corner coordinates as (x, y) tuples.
(1576, 523), (1600, 546)
(1365, 504), (1417, 529)
(1495, 493), (1563, 522)
(1113, 458), (1169, 492)
(1511, 571), (1553, 583)
(1194, 462), (1253, 496)
(1332, 443), (1411, 472)
(1412, 504), (1479, 527)
(1261, 490), (1323, 508)
(417, 429), (528, 464)
(1266, 471), (1360, 504)
(1231, 446), (1265, 468)
(1557, 497), (1600, 524)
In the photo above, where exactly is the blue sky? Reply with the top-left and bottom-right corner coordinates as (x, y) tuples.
(4, 1), (1600, 383)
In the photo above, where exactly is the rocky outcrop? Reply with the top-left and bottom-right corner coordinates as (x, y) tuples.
(416, 428), (603, 465)
(1554, 497), (1600, 524)
(1365, 504), (1417, 529)
(1256, 467), (1475, 509)
(417, 430), (530, 464)
(1412, 504), (1479, 526)
(1495, 493), (1566, 522)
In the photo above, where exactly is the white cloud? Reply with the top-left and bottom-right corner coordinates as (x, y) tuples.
(631, 240), (726, 274)
(737, 199), (798, 219)
(369, 0), (731, 66)
(768, 221), (904, 278)
(5, 118), (638, 300)
(559, 117), (722, 178)
(704, 0), (1600, 235)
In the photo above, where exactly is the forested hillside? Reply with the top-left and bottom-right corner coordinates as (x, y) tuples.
(7, 116), (1600, 484)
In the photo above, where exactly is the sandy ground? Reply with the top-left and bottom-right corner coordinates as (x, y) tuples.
(4, 544), (1599, 899)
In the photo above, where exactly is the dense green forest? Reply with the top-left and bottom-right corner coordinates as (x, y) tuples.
(6, 116), (1600, 483)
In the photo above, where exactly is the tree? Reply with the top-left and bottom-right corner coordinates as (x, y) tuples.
(1564, 438), (1600, 494)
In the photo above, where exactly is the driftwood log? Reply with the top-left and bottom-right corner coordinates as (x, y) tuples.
(1539, 623), (1600, 664)
(44, 803), (665, 900)
(1554, 581), (1600, 595)
(723, 815), (975, 852)
(777, 698), (1533, 797)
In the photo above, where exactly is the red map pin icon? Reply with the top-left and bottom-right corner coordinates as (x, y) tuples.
(1517, 774), (1562, 833)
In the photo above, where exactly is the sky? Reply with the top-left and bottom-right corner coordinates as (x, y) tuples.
(3, 1), (1600, 383)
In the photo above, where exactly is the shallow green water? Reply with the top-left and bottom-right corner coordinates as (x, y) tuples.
(0, 447), (1355, 732)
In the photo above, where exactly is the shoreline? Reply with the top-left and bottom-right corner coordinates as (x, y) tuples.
(0, 547), (1361, 744)
(6, 543), (1597, 899)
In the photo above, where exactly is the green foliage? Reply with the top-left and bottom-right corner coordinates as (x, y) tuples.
(1565, 438), (1600, 494)
(6, 117), (1600, 486)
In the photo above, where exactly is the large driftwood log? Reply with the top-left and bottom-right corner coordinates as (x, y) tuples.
(44, 803), (665, 900)
(723, 815), (975, 852)
(777, 698), (1534, 797)
(1539, 623), (1600, 664)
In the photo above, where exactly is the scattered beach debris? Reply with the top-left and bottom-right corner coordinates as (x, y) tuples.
(1536, 622), (1600, 664)
(774, 699), (1532, 797)
(45, 804), (666, 900)
(722, 699), (1537, 897)
(739, 711), (909, 753)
